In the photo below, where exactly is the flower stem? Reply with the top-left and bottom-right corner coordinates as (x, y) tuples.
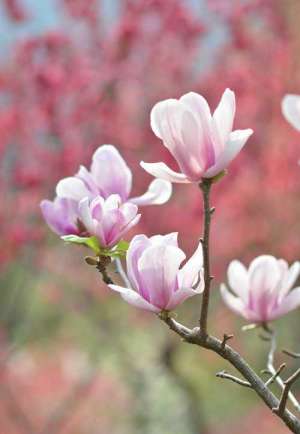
(199, 178), (213, 337)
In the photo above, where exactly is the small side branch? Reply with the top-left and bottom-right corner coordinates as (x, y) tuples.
(283, 349), (300, 359)
(273, 369), (300, 416)
(216, 370), (252, 388)
(264, 363), (286, 387)
(221, 333), (234, 351)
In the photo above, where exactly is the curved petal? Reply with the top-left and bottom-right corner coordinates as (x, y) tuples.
(138, 244), (186, 310)
(220, 284), (248, 319)
(212, 88), (236, 146)
(78, 197), (94, 234)
(111, 214), (141, 246)
(109, 284), (160, 313)
(270, 287), (300, 320)
(130, 179), (172, 206)
(150, 98), (178, 139)
(150, 232), (178, 247)
(56, 177), (91, 201)
(91, 145), (132, 201)
(140, 161), (190, 183)
(203, 128), (253, 178)
(177, 241), (203, 289)
(40, 198), (79, 236)
(227, 260), (249, 303)
(126, 234), (151, 297)
(282, 262), (300, 294)
(76, 165), (99, 195)
(151, 99), (204, 179)
(282, 94), (300, 132)
(166, 287), (201, 311)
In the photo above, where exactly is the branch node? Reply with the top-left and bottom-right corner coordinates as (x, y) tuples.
(265, 363), (286, 387)
(273, 368), (300, 415)
(216, 370), (252, 388)
(221, 333), (234, 351)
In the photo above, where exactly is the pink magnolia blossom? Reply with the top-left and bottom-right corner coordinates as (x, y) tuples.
(220, 255), (300, 323)
(40, 197), (80, 236)
(56, 144), (172, 205)
(141, 89), (253, 183)
(78, 195), (140, 248)
(109, 233), (203, 313)
(282, 94), (300, 132)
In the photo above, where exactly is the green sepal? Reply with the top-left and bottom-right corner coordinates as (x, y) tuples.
(61, 235), (101, 254)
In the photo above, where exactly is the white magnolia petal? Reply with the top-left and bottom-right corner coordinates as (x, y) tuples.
(178, 241), (203, 289)
(140, 161), (190, 183)
(204, 128), (253, 178)
(282, 94), (300, 132)
(227, 260), (249, 302)
(130, 179), (172, 206)
(212, 88), (236, 145)
(56, 177), (91, 201)
(109, 285), (160, 313)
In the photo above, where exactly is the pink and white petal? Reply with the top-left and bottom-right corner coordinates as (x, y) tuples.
(138, 245), (186, 310)
(203, 128), (253, 178)
(178, 241), (203, 289)
(180, 92), (215, 167)
(120, 202), (138, 222)
(212, 88), (236, 146)
(78, 197), (94, 234)
(56, 177), (91, 201)
(91, 145), (132, 201)
(270, 288), (300, 320)
(150, 98), (179, 139)
(227, 260), (249, 302)
(111, 214), (141, 246)
(150, 232), (178, 247)
(282, 262), (300, 294)
(140, 161), (190, 183)
(220, 284), (248, 319)
(126, 234), (151, 296)
(103, 194), (122, 213)
(109, 285), (160, 313)
(166, 287), (201, 311)
(281, 94), (300, 132)
(130, 179), (172, 206)
(76, 165), (99, 195)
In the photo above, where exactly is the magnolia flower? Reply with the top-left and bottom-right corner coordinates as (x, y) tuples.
(220, 255), (300, 323)
(78, 195), (141, 248)
(109, 233), (203, 312)
(40, 197), (80, 236)
(56, 144), (172, 205)
(282, 94), (300, 132)
(141, 89), (253, 183)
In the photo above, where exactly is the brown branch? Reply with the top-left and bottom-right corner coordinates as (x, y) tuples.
(221, 333), (234, 351)
(216, 370), (252, 388)
(199, 178), (213, 337)
(161, 316), (300, 433)
(265, 364), (287, 387)
(273, 369), (300, 416)
(283, 349), (300, 359)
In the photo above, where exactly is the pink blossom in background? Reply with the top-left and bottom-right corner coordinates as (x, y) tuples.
(78, 195), (140, 248)
(141, 89), (253, 183)
(109, 233), (203, 313)
(220, 255), (300, 323)
(282, 94), (300, 132)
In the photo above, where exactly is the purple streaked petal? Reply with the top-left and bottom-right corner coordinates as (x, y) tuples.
(40, 198), (79, 236)
(91, 145), (132, 201)
(203, 128), (253, 178)
(137, 245), (185, 309)
(166, 286), (201, 311)
(109, 285), (160, 313)
(270, 287), (300, 320)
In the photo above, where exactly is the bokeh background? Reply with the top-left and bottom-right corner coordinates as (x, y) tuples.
(1, 0), (300, 433)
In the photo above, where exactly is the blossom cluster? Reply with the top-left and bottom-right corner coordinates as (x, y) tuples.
(42, 88), (300, 321)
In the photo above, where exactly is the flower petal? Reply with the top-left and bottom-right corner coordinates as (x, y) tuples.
(78, 197), (94, 234)
(166, 287), (201, 311)
(109, 285), (160, 313)
(150, 232), (178, 247)
(91, 145), (132, 201)
(220, 284), (249, 320)
(212, 88), (236, 146)
(177, 241), (203, 289)
(56, 177), (91, 201)
(130, 179), (172, 206)
(140, 161), (190, 183)
(138, 244), (186, 310)
(270, 287), (300, 320)
(40, 198), (79, 236)
(282, 94), (300, 132)
(227, 260), (249, 303)
(203, 128), (253, 178)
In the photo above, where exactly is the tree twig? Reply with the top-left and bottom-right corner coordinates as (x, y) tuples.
(283, 349), (300, 359)
(216, 370), (252, 388)
(273, 369), (300, 416)
(199, 178), (213, 337)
